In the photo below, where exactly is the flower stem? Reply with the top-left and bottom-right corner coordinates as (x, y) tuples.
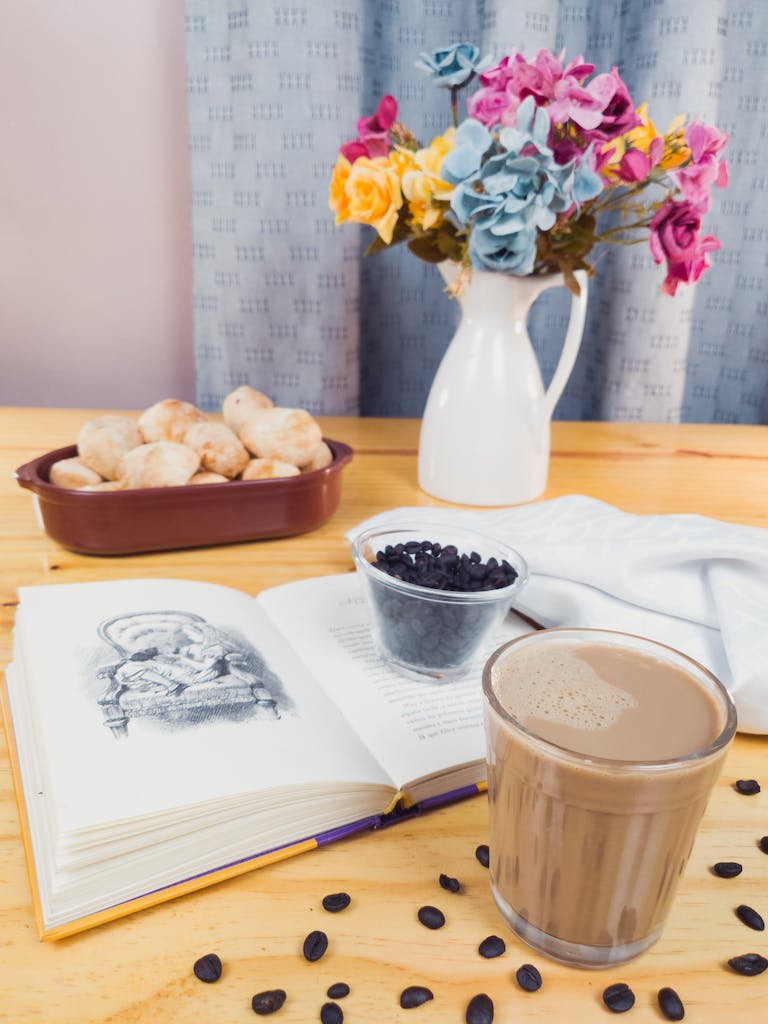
(450, 86), (459, 127)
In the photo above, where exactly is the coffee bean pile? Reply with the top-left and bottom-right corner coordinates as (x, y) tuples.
(189, 775), (766, 1018)
(365, 540), (519, 673)
(371, 541), (519, 594)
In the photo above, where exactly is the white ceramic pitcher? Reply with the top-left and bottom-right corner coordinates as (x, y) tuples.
(417, 262), (588, 506)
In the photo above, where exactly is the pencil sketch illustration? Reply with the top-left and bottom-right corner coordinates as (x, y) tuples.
(94, 610), (288, 737)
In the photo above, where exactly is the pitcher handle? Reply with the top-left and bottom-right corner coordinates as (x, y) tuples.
(542, 269), (588, 420)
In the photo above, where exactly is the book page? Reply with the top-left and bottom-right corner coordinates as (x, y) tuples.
(258, 574), (532, 789)
(12, 579), (393, 835)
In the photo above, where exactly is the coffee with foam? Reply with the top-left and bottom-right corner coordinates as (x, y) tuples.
(482, 629), (736, 967)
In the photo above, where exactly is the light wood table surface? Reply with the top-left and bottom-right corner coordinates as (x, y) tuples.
(1, 408), (767, 1023)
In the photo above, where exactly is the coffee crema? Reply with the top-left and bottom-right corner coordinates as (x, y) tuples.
(492, 638), (725, 761)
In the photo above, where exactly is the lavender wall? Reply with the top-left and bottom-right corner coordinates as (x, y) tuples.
(0, 0), (194, 410)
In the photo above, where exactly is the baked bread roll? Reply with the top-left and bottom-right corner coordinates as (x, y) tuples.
(49, 457), (103, 489)
(80, 480), (124, 492)
(138, 399), (206, 444)
(118, 442), (200, 488)
(238, 407), (322, 468)
(241, 458), (300, 480)
(77, 415), (142, 480)
(301, 442), (333, 473)
(189, 471), (229, 485)
(183, 422), (249, 479)
(222, 385), (274, 433)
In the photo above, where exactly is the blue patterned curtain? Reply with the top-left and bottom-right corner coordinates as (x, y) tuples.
(183, 0), (768, 423)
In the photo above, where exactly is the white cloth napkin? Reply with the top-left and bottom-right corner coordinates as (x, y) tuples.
(349, 495), (768, 735)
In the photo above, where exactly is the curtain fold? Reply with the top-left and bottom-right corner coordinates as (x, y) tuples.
(183, 0), (767, 423)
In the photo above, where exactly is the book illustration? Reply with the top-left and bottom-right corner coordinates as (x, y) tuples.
(93, 610), (289, 737)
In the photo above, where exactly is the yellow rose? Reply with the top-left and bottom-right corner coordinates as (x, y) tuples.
(328, 155), (353, 223)
(343, 156), (404, 243)
(401, 128), (455, 230)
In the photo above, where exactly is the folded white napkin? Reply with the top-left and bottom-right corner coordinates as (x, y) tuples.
(349, 495), (768, 735)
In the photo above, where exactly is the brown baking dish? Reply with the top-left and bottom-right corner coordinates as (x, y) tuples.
(15, 439), (353, 556)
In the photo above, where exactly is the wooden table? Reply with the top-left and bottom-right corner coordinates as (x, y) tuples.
(1, 409), (767, 1023)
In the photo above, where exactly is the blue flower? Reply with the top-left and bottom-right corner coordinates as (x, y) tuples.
(440, 118), (492, 184)
(450, 96), (604, 274)
(415, 43), (492, 88)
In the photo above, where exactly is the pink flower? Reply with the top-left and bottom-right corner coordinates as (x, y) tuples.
(674, 121), (729, 208)
(550, 66), (639, 139)
(649, 199), (720, 296)
(339, 94), (398, 162)
(467, 84), (517, 127)
(615, 138), (663, 182)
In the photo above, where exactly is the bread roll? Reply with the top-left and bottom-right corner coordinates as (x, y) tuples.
(301, 442), (333, 473)
(189, 471), (229, 485)
(222, 385), (274, 433)
(49, 457), (103, 489)
(238, 407), (322, 468)
(80, 480), (125, 492)
(118, 442), (200, 488)
(183, 421), (249, 479)
(241, 458), (300, 480)
(138, 399), (206, 444)
(77, 415), (142, 480)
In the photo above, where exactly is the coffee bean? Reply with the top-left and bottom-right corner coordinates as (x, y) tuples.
(320, 1002), (343, 1024)
(727, 953), (768, 976)
(657, 987), (685, 1021)
(465, 992), (494, 1024)
(251, 989), (287, 1015)
(322, 892), (351, 913)
(736, 904), (765, 931)
(417, 905), (446, 929)
(327, 983), (350, 999)
(515, 963), (542, 992)
(439, 873), (461, 893)
(372, 541), (517, 594)
(193, 953), (222, 983)
(478, 935), (506, 959)
(602, 983), (635, 1013)
(735, 779), (761, 795)
(713, 861), (743, 878)
(760, 836), (768, 855)
(303, 930), (329, 962)
(475, 844), (490, 868)
(400, 986), (434, 1008)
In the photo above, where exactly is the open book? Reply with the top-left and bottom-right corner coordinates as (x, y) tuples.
(2, 574), (531, 939)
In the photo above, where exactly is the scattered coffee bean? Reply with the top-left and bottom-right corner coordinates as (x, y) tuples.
(465, 992), (494, 1024)
(251, 989), (287, 1015)
(303, 930), (329, 962)
(193, 953), (222, 983)
(736, 904), (765, 931)
(713, 861), (743, 878)
(657, 987), (685, 1021)
(320, 1002), (343, 1024)
(327, 983), (350, 1000)
(735, 779), (761, 795)
(760, 836), (768, 855)
(602, 983), (635, 1013)
(400, 986), (434, 1008)
(727, 953), (768, 976)
(322, 892), (351, 912)
(439, 872), (461, 893)
(515, 963), (542, 992)
(417, 905), (446, 930)
(478, 935), (506, 959)
(475, 844), (490, 868)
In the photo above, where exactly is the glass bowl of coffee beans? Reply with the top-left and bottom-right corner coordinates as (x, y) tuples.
(351, 523), (528, 680)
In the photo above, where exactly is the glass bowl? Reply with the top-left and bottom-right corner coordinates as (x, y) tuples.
(351, 522), (528, 680)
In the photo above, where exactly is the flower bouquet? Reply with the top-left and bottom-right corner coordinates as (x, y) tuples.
(329, 43), (728, 295)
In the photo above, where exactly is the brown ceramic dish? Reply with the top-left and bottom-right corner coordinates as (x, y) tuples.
(15, 439), (353, 556)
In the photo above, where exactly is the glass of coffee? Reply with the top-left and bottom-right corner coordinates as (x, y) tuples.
(482, 627), (737, 968)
